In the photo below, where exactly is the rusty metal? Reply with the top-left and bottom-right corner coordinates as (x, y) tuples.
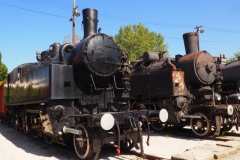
(176, 51), (216, 85)
(183, 32), (199, 54)
(130, 70), (186, 98)
(142, 51), (160, 64)
(0, 83), (7, 114)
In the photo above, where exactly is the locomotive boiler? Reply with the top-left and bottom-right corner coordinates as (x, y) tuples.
(130, 32), (234, 136)
(3, 8), (158, 159)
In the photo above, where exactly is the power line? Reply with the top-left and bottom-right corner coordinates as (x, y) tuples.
(22, 0), (71, 10)
(6, 0), (240, 34)
(18, 0), (239, 33)
(1, 1), (240, 43)
(0, 2), (68, 18)
(201, 40), (240, 43)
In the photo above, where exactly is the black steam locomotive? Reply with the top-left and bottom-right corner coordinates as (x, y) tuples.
(214, 55), (240, 132)
(3, 8), (158, 159)
(130, 32), (238, 136)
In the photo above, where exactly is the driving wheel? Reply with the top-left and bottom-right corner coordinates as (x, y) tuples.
(44, 134), (54, 144)
(150, 120), (168, 131)
(190, 112), (211, 136)
(73, 124), (93, 159)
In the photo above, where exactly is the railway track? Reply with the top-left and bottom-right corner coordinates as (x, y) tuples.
(130, 150), (170, 160)
(157, 125), (240, 141)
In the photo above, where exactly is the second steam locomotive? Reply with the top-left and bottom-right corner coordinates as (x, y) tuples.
(130, 32), (240, 136)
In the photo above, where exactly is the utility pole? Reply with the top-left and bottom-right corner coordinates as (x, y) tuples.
(195, 25), (204, 51)
(69, 0), (80, 44)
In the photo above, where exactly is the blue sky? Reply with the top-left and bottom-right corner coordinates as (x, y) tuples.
(1, 0), (240, 72)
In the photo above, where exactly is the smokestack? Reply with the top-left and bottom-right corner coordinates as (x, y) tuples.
(82, 8), (98, 38)
(183, 32), (199, 55)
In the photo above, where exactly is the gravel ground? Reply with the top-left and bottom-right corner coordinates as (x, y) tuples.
(0, 124), (240, 160)
(133, 128), (217, 159)
(0, 125), (72, 160)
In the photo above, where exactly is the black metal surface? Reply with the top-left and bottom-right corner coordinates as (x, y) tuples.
(50, 64), (79, 99)
(82, 8), (98, 38)
(74, 33), (121, 77)
(49, 43), (61, 58)
(74, 8), (121, 78)
(222, 61), (240, 83)
(38, 43), (61, 62)
(4, 63), (81, 106)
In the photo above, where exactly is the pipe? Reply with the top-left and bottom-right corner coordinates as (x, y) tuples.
(63, 126), (82, 135)
(140, 115), (150, 146)
(215, 105), (234, 115)
(167, 57), (176, 70)
(137, 121), (145, 158)
(182, 114), (202, 119)
(115, 120), (121, 155)
(59, 43), (74, 64)
(26, 109), (39, 114)
(148, 111), (160, 120)
(82, 8), (98, 38)
(182, 32), (199, 55)
(228, 93), (240, 100)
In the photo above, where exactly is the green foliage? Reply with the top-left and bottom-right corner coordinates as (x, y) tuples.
(114, 23), (168, 60)
(0, 52), (8, 85)
(227, 51), (240, 63)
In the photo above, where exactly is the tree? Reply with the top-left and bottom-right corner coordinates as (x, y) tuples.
(0, 52), (8, 85)
(227, 51), (240, 63)
(114, 23), (168, 60)
(63, 34), (82, 44)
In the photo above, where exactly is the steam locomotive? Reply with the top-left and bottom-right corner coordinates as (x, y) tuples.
(130, 32), (239, 136)
(214, 54), (240, 133)
(3, 8), (158, 159)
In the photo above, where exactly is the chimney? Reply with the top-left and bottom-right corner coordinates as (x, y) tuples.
(182, 32), (199, 55)
(82, 8), (98, 38)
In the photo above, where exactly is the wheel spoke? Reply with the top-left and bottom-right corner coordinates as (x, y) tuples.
(73, 124), (93, 159)
(222, 117), (233, 131)
(190, 112), (211, 136)
(150, 120), (168, 131)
